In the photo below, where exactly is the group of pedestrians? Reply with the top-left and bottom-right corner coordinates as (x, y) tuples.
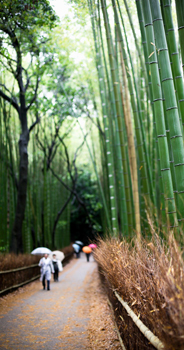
(39, 242), (96, 291)
(38, 253), (63, 290)
(73, 242), (95, 262)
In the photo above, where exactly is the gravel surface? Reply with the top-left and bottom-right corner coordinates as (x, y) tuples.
(0, 253), (122, 350)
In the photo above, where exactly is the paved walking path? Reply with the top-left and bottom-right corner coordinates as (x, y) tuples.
(0, 253), (97, 350)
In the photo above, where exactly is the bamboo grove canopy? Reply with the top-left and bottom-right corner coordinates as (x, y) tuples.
(87, 0), (184, 241)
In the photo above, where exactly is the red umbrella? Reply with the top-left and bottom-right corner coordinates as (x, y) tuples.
(89, 244), (97, 249)
(82, 246), (92, 254)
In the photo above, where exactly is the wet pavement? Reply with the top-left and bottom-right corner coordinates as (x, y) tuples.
(0, 253), (97, 350)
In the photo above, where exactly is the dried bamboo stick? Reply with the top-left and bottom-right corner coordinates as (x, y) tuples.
(114, 290), (164, 350)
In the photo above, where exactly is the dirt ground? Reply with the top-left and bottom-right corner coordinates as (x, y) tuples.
(0, 254), (122, 349)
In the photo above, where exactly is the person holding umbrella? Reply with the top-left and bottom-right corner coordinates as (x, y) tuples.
(72, 243), (81, 258)
(88, 243), (97, 249)
(82, 246), (92, 262)
(52, 253), (63, 282)
(75, 240), (84, 248)
(38, 253), (54, 290)
(74, 241), (83, 253)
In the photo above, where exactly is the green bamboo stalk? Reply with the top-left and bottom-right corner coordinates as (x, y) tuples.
(66, 177), (71, 246)
(36, 154), (42, 246)
(114, 0), (155, 233)
(175, 0), (184, 78)
(114, 19), (135, 235)
(0, 100), (8, 250)
(100, 129), (111, 217)
(89, 0), (119, 233)
(118, 0), (155, 188)
(97, 0), (128, 235)
(136, 0), (158, 199)
(92, 7), (113, 227)
(31, 128), (41, 247)
(0, 89), (18, 251)
(140, 0), (178, 228)
(149, 0), (184, 226)
(161, 0), (184, 132)
(43, 153), (51, 246)
(135, 0), (151, 90)
(123, 0), (148, 89)
(119, 0), (154, 207)
(54, 159), (61, 248)
(100, 0), (134, 237)
(136, 0), (156, 186)
(119, 47), (141, 237)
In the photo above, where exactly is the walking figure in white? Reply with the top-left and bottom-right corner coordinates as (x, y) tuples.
(39, 253), (54, 290)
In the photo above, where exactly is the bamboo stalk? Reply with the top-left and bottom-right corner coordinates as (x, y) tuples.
(119, 49), (141, 239)
(161, 0), (184, 133)
(115, 0), (155, 232)
(175, 0), (184, 78)
(149, 0), (184, 226)
(123, 0), (148, 88)
(141, 0), (178, 229)
(100, 0), (134, 235)
(89, 0), (119, 233)
(97, 0), (128, 235)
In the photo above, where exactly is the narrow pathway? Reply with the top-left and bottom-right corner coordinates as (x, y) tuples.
(0, 253), (96, 350)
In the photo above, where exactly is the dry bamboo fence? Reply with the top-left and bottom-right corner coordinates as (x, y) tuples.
(0, 263), (38, 274)
(0, 264), (40, 295)
(0, 275), (40, 295)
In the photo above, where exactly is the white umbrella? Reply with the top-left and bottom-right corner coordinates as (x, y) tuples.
(31, 247), (52, 255)
(49, 250), (65, 261)
(75, 240), (84, 246)
(72, 243), (80, 252)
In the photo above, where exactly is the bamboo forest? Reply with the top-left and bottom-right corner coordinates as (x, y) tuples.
(1, 0), (184, 253)
(1, 0), (184, 349)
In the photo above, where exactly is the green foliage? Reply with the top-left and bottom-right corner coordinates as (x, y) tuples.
(0, 0), (58, 109)
(0, 0), (58, 29)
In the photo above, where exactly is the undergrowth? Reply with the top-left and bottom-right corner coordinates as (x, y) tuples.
(94, 233), (184, 350)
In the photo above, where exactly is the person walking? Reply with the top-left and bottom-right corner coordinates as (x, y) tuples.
(38, 253), (54, 290)
(72, 243), (81, 259)
(52, 253), (63, 281)
(82, 246), (92, 262)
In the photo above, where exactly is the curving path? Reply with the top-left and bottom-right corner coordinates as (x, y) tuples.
(0, 253), (97, 350)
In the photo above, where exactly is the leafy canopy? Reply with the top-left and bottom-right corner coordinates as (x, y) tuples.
(0, 0), (57, 29)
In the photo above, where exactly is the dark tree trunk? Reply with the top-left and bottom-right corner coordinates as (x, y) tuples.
(10, 129), (29, 253)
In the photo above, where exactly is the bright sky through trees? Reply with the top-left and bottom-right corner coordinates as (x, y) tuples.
(49, 0), (70, 19)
